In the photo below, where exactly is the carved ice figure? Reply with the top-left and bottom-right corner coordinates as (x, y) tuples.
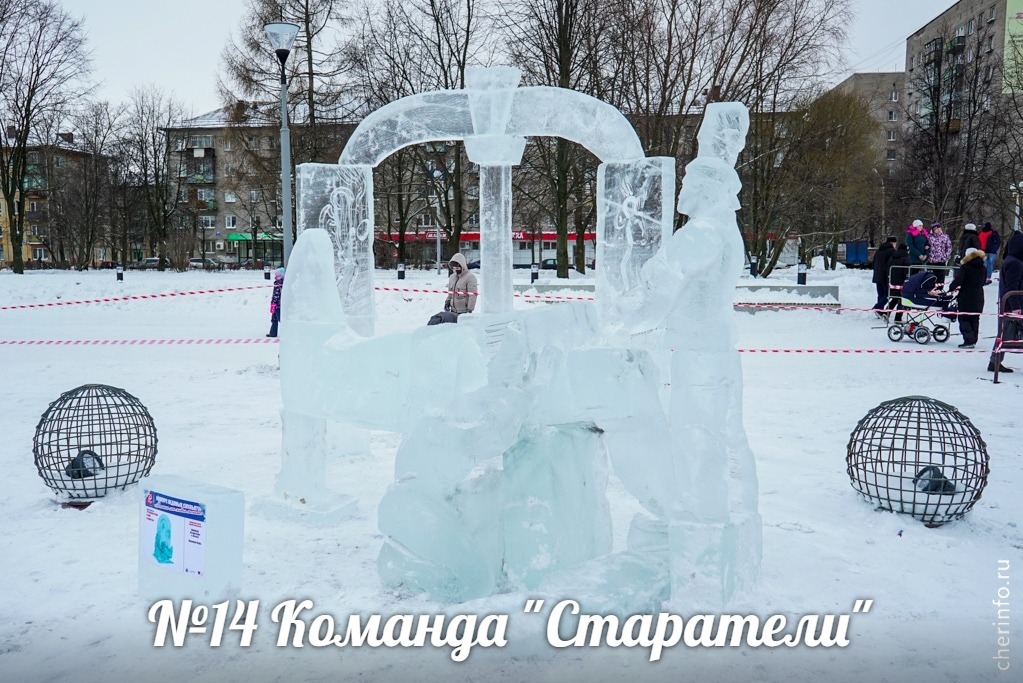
(660, 103), (761, 608)
(296, 164), (375, 337)
(283, 67), (760, 611)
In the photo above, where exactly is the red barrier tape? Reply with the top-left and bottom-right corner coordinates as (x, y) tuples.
(0, 285), (271, 311)
(4, 282), (1017, 318)
(0, 337), (995, 353)
(0, 338), (280, 346)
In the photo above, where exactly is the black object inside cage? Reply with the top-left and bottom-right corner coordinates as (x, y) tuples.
(846, 396), (988, 527)
(33, 384), (157, 499)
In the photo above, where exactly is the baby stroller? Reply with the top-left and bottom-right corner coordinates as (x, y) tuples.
(887, 291), (956, 344)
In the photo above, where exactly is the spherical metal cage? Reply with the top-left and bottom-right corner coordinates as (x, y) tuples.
(847, 396), (988, 527)
(33, 384), (157, 499)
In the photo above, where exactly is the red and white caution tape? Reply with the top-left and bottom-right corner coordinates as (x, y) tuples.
(0, 285), (271, 311)
(736, 348), (991, 354)
(0, 337), (997, 353)
(0, 338), (280, 346)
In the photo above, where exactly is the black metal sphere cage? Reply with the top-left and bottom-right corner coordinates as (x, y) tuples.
(847, 395), (988, 528)
(33, 384), (157, 499)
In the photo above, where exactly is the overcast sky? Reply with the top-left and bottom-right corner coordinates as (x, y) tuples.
(60, 0), (953, 115)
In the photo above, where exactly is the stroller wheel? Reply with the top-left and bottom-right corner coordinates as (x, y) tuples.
(913, 327), (931, 344)
(933, 326), (950, 343)
(888, 325), (904, 342)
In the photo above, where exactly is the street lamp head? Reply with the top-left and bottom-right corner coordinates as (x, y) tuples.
(264, 22), (299, 66)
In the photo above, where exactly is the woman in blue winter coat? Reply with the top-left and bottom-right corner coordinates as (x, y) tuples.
(267, 267), (285, 337)
(906, 220), (930, 266)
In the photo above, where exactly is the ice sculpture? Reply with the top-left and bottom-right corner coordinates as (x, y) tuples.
(296, 164), (375, 336)
(260, 228), (357, 523)
(283, 67), (760, 610)
(296, 66), (668, 322)
(661, 103), (761, 609)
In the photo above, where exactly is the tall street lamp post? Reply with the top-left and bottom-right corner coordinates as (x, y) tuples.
(264, 21), (300, 267)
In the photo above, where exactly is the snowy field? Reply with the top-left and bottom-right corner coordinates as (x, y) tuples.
(0, 266), (1020, 683)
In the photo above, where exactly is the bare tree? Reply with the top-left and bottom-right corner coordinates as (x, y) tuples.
(0, 0), (91, 273)
(221, 0), (353, 161)
(121, 86), (190, 270)
(42, 102), (124, 269)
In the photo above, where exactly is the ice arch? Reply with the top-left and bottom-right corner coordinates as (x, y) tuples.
(296, 66), (674, 335)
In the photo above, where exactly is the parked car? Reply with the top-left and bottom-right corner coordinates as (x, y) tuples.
(468, 260), (480, 269)
(540, 258), (558, 270)
(139, 257), (165, 270)
(188, 258), (223, 271)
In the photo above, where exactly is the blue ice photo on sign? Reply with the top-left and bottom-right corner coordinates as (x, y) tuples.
(153, 514), (173, 564)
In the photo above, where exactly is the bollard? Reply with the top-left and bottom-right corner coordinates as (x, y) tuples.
(750, 256), (759, 278)
(797, 261), (807, 285)
(116, 265), (123, 282)
(531, 263), (539, 283)
(397, 263), (405, 280)
(264, 264), (271, 281)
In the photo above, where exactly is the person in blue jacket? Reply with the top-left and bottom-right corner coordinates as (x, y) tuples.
(906, 219), (930, 267)
(267, 267), (284, 337)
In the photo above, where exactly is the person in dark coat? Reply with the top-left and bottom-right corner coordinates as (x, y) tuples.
(267, 267), (284, 337)
(947, 248), (986, 348)
(979, 222), (1002, 284)
(959, 222), (981, 258)
(990, 230), (1023, 372)
(901, 270), (946, 308)
(886, 243), (911, 322)
(905, 219), (930, 266)
(871, 236), (898, 312)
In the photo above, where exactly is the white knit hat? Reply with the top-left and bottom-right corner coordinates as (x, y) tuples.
(964, 223), (977, 231)
(912, 219), (924, 228)
(965, 247), (983, 258)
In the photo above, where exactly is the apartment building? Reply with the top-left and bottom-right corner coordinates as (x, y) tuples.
(0, 132), (107, 267)
(834, 72), (907, 174)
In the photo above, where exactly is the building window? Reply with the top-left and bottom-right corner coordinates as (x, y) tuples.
(886, 149), (897, 161)
(985, 64), (994, 81)
(197, 187), (214, 201)
(987, 35), (994, 52)
(955, 24), (965, 37)
(887, 130), (897, 142)
(888, 110), (898, 121)
(29, 200), (41, 212)
(223, 138), (232, 151)
(249, 189), (260, 203)
(32, 247), (47, 261)
(198, 215), (216, 229)
(967, 48), (974, 63)
(968, 19), (975, 34)
(989, 5), (996, 22)
(224, 190), (237, 203)
(189, 134), (212, 148)
(177, 188), (188, 202)
(225, 214), (237, 229)
(890, 90), (899, 102)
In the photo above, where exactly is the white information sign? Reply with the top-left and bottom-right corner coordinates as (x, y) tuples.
(143, 488), (206, 578)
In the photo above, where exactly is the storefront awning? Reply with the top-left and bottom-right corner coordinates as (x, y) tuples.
(226, 232), (278, 241)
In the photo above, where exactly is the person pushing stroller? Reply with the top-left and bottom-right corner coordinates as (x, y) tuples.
(901, 270), (951, 310)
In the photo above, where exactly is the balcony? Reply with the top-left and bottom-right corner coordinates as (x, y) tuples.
(187, 172), (215, 184)
(946, 36), (966, 53)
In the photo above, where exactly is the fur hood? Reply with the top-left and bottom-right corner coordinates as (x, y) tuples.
(961, 248), (985, 265)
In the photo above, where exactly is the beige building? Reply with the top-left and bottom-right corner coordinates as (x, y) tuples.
(834, 72), (907, 174)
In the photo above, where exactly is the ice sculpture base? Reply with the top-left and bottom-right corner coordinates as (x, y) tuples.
(250, 491), (357, 527)
(666, 512), (762, 612)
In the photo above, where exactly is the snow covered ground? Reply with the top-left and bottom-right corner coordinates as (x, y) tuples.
(0, 266), (1019, 683)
